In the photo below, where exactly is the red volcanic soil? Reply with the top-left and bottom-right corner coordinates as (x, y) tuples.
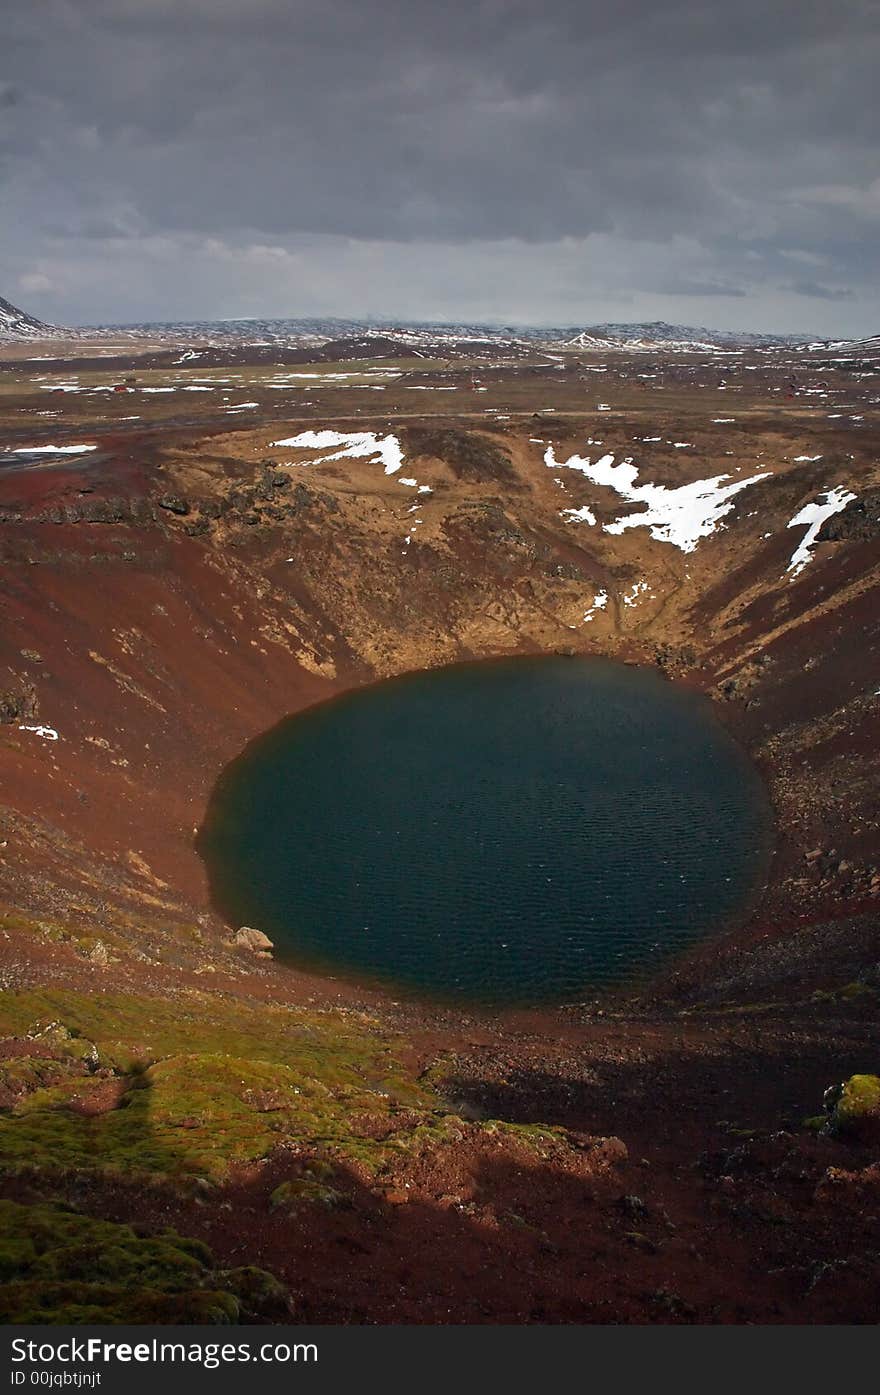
(0, 346), (878, 1324)
(1, 399), (876, 985)
(2, 954), (878, 1323)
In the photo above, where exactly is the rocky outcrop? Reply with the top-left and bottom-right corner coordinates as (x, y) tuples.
(818, 489), (880, 542)
(0, 680), (39, 724)
(233, 926), (274, 956)
(0, 497), (156, 526)
(156, 495), (190, 516)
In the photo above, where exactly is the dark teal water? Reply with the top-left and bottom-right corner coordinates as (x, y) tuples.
(198, 657), (773, 1005)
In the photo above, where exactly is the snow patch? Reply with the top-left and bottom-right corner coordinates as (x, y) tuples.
(10, 444), (97, 456)
(562, 503), (597, 526)
(623, 580), (650, 607)
(785, 487), (856, 577)
(583, 590), (608, 623)
(546, 447), (770, 553)
(271, 430), (405, 475)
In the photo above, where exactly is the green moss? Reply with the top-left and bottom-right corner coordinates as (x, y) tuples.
(0, 1281), (243, 1325)
(803, 1114), (826, 1132)
(0, 1056), (76, 1095)
(0, 987), (574, 1190)
(1, 1053), (463, 1181)
(811, 981), (876, 1005)
(0, 989), (422, 1101)
(222, 1265), (287, 1309)
(827, 1074), (880, 1139)
(0, 988), (446, 1183)
(270, 1160), (345, 1211)
(270, 1179), (341, 1211)
(838, 981), (875, 1001)
(0, 1200), (284, 1325)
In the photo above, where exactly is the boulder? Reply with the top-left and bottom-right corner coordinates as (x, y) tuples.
(822, 1074), (880, 1143)
(157, 494), (190, 516)
(234, 926), (274, 955)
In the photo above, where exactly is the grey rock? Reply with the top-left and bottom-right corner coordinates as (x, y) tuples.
(234, 926), (275, 954)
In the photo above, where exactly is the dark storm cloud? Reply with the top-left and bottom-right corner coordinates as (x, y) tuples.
(2, 1), (878, 330)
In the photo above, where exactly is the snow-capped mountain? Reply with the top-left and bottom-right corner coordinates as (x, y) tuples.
(84, 315), (802, 355)
(0, 295), (56, 341)
(4, 306), (812, 355)
(564, 321), (796, 351)
(805, 333), (880, 356)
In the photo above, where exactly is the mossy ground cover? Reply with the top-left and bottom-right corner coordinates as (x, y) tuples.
(0, 987), (448, 1182)
(0, 987), (447, 1322)
(824, 1073), (880, 1141)
(0, 1199), (285, 1324)
(0, 984), (578, 1188)
(0, 985), (586, 1324)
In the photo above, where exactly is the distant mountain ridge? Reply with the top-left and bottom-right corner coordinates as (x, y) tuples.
(562, 320), (796, 350)
(0, 295), (56, 341)
(10, 303), (866, 353)
(86, 315), (804, 352)
(805, 332), (880, 355)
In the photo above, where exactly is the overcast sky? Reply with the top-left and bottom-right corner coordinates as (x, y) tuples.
(2, 0), (878, 334)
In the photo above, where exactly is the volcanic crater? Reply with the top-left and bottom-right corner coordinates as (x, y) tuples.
(0, 333), (878, 1323)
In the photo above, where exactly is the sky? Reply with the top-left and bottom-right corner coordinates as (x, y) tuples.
(2, 0), (879, 335)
